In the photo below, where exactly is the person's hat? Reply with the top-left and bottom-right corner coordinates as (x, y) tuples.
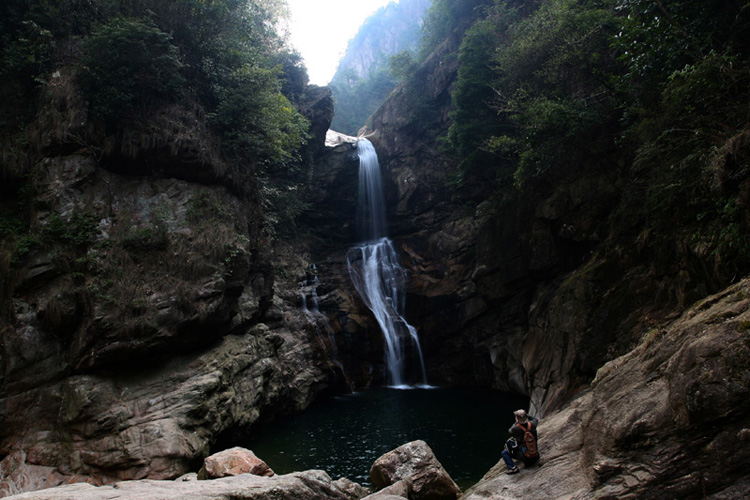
(514, 409), (528, 423)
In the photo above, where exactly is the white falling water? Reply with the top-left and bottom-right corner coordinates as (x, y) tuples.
(300, 267), (339, 361)
(347, 139), (427, 387)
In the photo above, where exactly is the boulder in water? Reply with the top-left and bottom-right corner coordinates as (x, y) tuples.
(369, 440), (461, 500)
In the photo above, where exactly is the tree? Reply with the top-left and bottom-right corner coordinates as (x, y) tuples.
(81, 18), (185, 124)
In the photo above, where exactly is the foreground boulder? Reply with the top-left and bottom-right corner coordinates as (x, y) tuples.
(198, 447), (274, 479)
(3, 470), (360, 500)
(369, 440), (461, 500)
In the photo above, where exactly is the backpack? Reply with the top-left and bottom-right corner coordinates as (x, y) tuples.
(520, 422), (539, 459)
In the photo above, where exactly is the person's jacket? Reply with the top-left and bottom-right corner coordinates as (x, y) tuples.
(508, 416), (539, 442)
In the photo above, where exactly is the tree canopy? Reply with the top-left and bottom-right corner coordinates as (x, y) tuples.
(1, 0), (313, 234)
(408, 0), (750, 277)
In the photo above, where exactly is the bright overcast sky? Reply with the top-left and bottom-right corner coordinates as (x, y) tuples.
(286, 0), (395, 85)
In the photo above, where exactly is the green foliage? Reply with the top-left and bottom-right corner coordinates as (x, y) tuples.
(613, 0), (750, 102)
(442, 0), (620, 187)
(509, 93), (609, 186)
(81, 18), (185, 124)
(447, 12), (514, 176)
(0, 20), (54, 85)
(273, 50), (310, 104)
(0, 213), (25, 240)
(208, 63), (310, 172)
(0, 211), (36, 265)
(419, 0), (494, 60)
(617, 49), (750, 268)
(261, 180), (311, 238)
(388, 51), (419, 82)
(331, 66), (396, 135)
(42, 212), (99, 247)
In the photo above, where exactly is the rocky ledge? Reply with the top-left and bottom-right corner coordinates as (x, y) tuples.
(464, 277), (750, 499)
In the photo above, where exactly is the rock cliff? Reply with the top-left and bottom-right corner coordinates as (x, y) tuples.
(357, 23), (732, 415)
(464, 278), (750, 499)
(0, 74), (346, 494)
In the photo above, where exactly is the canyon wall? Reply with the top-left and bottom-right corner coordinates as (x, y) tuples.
(353, 27), (739, 417)
(0, 77), (350, 494)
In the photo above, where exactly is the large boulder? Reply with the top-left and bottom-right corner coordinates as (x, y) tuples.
(298, 85), (335, 158)
(198, 447), (274, 479)
(369, 440), (461, 500)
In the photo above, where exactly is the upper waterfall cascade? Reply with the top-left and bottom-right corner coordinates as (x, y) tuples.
(347, 139), (428, 387)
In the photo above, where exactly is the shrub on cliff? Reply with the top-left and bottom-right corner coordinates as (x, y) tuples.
(81, 18), (185, 125)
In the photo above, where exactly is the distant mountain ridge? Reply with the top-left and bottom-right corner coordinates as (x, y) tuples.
(329, 0), (431, 135)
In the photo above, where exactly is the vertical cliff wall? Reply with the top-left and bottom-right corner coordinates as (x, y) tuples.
(0, 72), (345, 494)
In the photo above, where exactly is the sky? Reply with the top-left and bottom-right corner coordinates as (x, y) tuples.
(286, 0), (395, 85)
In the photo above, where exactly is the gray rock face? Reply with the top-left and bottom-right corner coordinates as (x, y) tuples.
(369, 440), (461, 500)
(302, 131), (360, 246)
(0, 75), (342, 495)
(0, 326), (329, 495)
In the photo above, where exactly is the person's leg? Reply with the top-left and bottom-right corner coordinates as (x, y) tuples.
(501, 450), (518, 472)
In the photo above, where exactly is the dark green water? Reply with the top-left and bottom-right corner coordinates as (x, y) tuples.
(245, 387), (528, 490)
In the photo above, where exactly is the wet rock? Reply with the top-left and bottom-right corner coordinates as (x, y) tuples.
(302, 130), (359, 246)
(198, 447), (274, 479)
(370, 440), (461, 500)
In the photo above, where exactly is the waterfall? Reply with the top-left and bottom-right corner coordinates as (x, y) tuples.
(347, 139), (428, 388)
(300, 267), (341, 364)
